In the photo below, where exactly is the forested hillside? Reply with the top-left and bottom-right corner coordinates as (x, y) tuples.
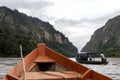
(82, 16), (120, 57)
(0, 6), (78, 57)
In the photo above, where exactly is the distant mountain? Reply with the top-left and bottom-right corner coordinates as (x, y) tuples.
(0, 6), (78, 57)
(81, 15), (120, 57)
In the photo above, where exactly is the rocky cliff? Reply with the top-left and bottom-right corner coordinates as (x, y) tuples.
(0, 6), (78, 57)
(81, 15), (120, 57)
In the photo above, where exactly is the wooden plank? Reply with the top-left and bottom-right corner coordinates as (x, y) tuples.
(24, 71), (81, 80)
(25, 72), (63, 80)
(46, 47), (89, 74)
(81, 69), (93, 80)
(27, 63), (36, 71)
(6, 75), (19, 80)
(34, 56), (56, 63)
(45, 71), (81, 79)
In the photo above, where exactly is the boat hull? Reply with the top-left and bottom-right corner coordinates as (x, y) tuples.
(76, 60), (109, 65)
(3, 43), (112, 80)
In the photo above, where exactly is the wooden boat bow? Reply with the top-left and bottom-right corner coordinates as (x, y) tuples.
(3, 43), (112, 80)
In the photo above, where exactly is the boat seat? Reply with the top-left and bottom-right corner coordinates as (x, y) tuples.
(34, 55), (56, 63)
(24, 71), (82, 80)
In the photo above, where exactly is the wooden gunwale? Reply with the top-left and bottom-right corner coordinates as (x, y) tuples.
(3, 43), (112, 80)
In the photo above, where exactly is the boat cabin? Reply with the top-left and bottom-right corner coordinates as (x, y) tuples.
(76, 52), (96, 61)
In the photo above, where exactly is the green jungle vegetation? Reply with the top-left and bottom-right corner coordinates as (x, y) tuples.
(103, 33), (120, 57)
(0, 6), (78, 57)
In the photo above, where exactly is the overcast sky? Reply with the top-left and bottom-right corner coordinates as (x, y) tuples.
(1, 0), (120, 52)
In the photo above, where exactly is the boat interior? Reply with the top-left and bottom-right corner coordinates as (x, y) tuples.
(4, 43), (112, 80)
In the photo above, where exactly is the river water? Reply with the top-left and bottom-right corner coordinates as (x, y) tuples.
(0, 58), (120, 80)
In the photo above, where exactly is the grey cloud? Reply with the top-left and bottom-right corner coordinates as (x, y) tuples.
(54, 18), (101, 28)
(54, 18), (80, 27)
(0, 0), (54, 21)
(87, 9), (120, 26)
(0, 0), (53, 10)
(54, 9), (120, 29)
